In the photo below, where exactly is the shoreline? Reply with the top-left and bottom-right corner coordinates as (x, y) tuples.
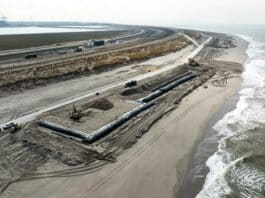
(180, 34), (249, 197)
(180, 79), (242, 197)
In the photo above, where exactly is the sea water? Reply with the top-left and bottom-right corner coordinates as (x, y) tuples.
(180, 25), (265, 197)
(0, 25), (109, 35)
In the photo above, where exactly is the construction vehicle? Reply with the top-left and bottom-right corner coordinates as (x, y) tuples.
(3, 122), (21, 133)
(188, 58), (200, 66)
(69, 105), (83, 121)
(25, 54), (37, 59)
(124, 80), (137, 88)
(73, 47), (83, 52)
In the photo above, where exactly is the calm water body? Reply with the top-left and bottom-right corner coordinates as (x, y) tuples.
(180, 25), (265, 197)
(0, 26), (108, 35)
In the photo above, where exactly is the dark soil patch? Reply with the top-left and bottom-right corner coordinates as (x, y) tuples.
(120, 87), (144, 96)
(81, 98), (114, 111)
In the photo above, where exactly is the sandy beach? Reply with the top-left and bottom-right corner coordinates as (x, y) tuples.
(0, 34), (248, 198)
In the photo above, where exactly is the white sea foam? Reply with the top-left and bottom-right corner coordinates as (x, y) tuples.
(197, 35), (265, 197)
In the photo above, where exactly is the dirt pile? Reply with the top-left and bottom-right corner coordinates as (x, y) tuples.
(82, 99), (114, 111)
(120, 87), (144, 96)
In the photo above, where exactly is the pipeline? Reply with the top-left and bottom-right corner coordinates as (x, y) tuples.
(84, 101), (155, 143)
(38, 120), (89, 140)
(152, 71), (192, 91)
(38, 102), (155, 144)
(160, 73), (197, 92)
(138, 72), (198, 103)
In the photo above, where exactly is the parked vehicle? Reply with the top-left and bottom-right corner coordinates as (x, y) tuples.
(124, 80), (137, 87)
(25, 54), (37, 59)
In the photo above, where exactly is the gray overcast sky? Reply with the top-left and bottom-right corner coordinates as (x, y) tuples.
(1, 0), (265, 25)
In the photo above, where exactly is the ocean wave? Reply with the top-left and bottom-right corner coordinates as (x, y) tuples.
(197, 35), (265, 197)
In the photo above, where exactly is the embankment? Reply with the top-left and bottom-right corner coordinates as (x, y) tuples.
(0, 36), (190, 88)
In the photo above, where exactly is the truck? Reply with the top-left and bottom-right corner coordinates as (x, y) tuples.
(25, 54), (38, 59)
(124, 80), (137, 88)
(73, 47), (83, 52)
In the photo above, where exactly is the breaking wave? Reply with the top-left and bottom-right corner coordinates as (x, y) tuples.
(197, 35), (265, 197)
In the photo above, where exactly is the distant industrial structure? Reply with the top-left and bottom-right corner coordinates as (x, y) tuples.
(85, 40), (105, 48)
(85, 39), (121, 49)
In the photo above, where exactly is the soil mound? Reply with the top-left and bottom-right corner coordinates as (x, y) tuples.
(120, 88), (143, 96)
(82, 99), (114, 111)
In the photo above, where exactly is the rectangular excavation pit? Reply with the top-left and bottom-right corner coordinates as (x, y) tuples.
(38, 102), (155, 144)
(37, 68), (202, 144)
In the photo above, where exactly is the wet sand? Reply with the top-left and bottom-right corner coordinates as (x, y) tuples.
(181, 35), (249, 197)
(180, 81), (241, 198)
